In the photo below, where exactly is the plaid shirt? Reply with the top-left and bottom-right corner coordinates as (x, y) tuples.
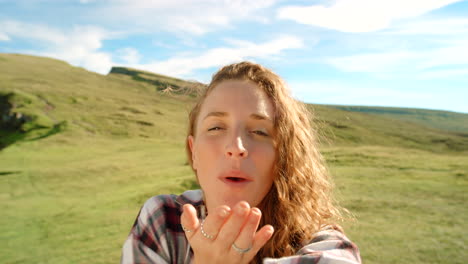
(121, 190), (361, 264)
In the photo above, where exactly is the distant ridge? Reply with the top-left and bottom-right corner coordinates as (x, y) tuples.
(109, 66), (205, 96)
(326, 105), (468, 133)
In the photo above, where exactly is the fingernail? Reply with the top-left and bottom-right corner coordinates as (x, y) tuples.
(266, 226), (274, 235)
(251, 207), (261, 215)
(219, 207), (230, 218)
(236, 202), (249, 214)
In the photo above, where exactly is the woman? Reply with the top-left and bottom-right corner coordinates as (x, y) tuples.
(122, 62), (361, 264)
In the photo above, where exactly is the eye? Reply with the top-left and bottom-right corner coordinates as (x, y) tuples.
(252, 130), (269, 137)
(208, 126), (223, 131)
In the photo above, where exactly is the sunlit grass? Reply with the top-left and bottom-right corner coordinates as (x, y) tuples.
(328, 146), (468, 264)
(1, 53), (467, 264)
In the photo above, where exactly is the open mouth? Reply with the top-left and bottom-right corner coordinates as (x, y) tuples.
(226, 177), (247, 182)
(220, 170), (253, 185)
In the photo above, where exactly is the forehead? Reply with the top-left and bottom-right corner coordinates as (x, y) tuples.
(200, 80), (275, 119)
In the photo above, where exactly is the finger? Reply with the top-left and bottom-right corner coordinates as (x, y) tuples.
(243, 225), (274, 260)
(195, 205), (231, 241)
(216, 201), (250, 247)
(181, 204), (199, 240)
(230, 207), (261, 253)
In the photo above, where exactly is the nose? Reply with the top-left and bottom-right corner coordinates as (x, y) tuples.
(225, 135), (248, 159)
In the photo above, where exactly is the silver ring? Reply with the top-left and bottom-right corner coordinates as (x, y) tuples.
(232, 242), (252, 254)
(181, 224), (193, 233)
(200, 219), (214, 239)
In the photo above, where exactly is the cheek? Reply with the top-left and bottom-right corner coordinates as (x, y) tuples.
(253, 145), (276, 176)
(262, 143), (276, 164)
(194, 137), (222, 170)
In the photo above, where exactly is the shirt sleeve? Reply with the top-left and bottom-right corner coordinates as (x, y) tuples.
(121, 197), (171, 264)
(263, 227), (361, 264)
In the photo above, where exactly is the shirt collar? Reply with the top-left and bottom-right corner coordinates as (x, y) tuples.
(175, 189), (206, 218)
(176, 189), (203, 205)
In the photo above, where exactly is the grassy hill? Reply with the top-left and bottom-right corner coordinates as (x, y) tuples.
(310, 104), (468, 152)
(1, 53), (467, 264)
(0, 54), (197, 148)
(326, 104), (468, 133)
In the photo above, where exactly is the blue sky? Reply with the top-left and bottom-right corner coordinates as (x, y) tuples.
(1, 0), (467, 113)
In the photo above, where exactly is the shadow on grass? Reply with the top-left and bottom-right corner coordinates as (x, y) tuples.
(28, 121), (67, 141)
(0, 130), (28, 150)
(0, 171), (20, 176)
(0, 121), (67, 150)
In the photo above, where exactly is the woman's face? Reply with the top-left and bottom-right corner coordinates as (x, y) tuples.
(188, 80), (276, 213)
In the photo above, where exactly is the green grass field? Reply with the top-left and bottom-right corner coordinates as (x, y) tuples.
(1, 53), (467, 263)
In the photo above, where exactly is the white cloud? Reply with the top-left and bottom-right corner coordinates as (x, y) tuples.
(417, 68), (468, 80)
(289, 80), (467, 113)
(117, 47), (141, 64)
(130, 35), (304, 77)
(0, 18), (303, 76)
(326, 37), (468, 78)
(0, 20), (67, 43)
(327, 51), (415, 73)
(0, 32), (10, 41)
(0, 20), (114, 74)
(90, 0), (277, 35)
(320, 13), (468, 78)
(152, 40), (177, 49)
(277, 0), (463, 33)
(384, 18), (468, 35)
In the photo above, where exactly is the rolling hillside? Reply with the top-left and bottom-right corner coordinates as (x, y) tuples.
(1, 53), (467, 264)
(327, 104), (468, 133)
(2, 53), (467, 152)
(0, 53), (196, 149)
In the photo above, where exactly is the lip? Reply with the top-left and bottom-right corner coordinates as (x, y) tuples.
(218, 170), (253, 186)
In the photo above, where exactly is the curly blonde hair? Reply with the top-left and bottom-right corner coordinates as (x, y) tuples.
(186, 61), (345, 263)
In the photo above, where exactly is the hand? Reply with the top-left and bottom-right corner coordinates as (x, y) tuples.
(181, 201), (274, 264)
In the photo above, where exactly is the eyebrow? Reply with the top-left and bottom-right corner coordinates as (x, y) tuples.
(250, 113), (273, 122)
(203, 111), (227, 120)
(203, 111), (273, 122)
